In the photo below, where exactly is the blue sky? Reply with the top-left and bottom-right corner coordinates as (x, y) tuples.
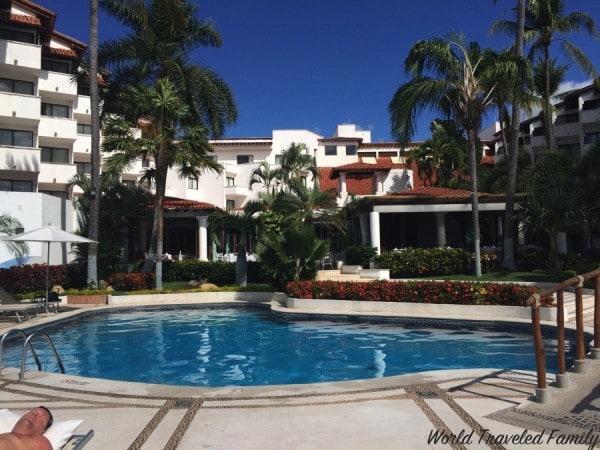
(45, 0), (600, 141)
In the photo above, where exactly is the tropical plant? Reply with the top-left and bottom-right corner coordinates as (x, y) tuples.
(102, 79), (221, 289)
(0, 214), (28, 263)
(278, 143), (318, 190)
(209, 205), (259, 286)
(491, 0), (598, 150)
(87, 0), (101, 286)
(479, 148), (532, 194)
(99, 0), (237, 136)
(406, 120), (468, 187)
(388, 34), (525, 276)
(257, 224), (329, 288)
(574, 143), (600, 257)
(249, 161), (281, 194)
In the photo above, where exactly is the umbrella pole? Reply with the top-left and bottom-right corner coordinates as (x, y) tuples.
(45, 242), (49, 314)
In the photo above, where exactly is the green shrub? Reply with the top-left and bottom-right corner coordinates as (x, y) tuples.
(344, 245), (377, 267)
(163, 260), (268, 285)
(373, 248), (473, 278)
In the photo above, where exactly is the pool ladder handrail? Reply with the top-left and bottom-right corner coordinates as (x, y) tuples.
(0, 329), (42, 375)
(19, 332), (65, 380)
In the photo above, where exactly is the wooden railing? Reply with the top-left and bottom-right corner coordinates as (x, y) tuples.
(526, 269), (600, 402)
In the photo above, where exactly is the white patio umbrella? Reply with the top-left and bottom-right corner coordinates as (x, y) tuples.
(2, 226), (96, 313)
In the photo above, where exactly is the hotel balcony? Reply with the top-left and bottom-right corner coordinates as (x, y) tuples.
(73, 95), (91, 118)
(0, 92), (40, 125)
(73, 134), (91, 154)
(581, 108), (600, 124)
(554, 121), (579, 139)
(0, 40), (41, 72)
(38, 70), (78, 100)
(530, 132), (547, 148)
(0, 145), (40, 172)
(38, 161), (77, 185)
(38, 117), (77, 142)
(225, 184), (250, 200)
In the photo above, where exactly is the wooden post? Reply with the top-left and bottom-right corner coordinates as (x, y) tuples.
(575, 278), (586, 361)
(532, 306), (547, 389)
(595, 276), (600, 351)
(556, 290), (566, 374)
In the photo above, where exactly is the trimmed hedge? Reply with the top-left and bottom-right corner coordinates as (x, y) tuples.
(0, 263), (86, 294)
(106, 272), (155, 291)
(163, 260), (268, 285)
(344, 245), (377, 267)
(374, 248), (473, 278)
(286, 280), (542, 307)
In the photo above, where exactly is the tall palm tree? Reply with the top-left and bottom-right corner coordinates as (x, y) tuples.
(389, 34), (521, 276)
(249, 161), (281, 194)
(278, 143), (318, 190)
(103, 79), (221, 289)
(87, 0), (101, 286)
(491, 0), (598, 151)
(0, 214), (28, 263)
(99, 0), (237, 137)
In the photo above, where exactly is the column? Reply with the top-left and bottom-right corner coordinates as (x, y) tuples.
(359, 213), (369, 245)
(369, 211), (381, 254)
(339, 172), (347, 195)
(375, 173), (385, 195)
(557, 232), (568, 255)
(518, 221), (526, 246)
(197, 216), (208, 261)
(435, 212), (447, 247)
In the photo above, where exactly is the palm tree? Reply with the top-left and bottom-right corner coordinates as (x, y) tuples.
(278, 143), (318, 190)
(288, 181), (345, 233)
(249, 161), (281, 194)
(491, 0), (598, 151)
(87, 0), (101, 286)
(209, 205), (259, 286)
(257, 224), (329, 289)
(0, 214), (28, 263)
(389, 34), (520, 276)
(99, 0), (237, 137)
(103, 79), (221, 289)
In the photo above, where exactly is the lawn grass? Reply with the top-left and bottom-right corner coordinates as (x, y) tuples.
(418, 270), (572, 284)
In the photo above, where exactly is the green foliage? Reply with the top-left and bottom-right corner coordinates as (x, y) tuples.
(0, 214), (28, 263)
(478, 149), (532, 194)
(163, 260), (236, 284)
(374, 248), (473, 278)
(344, 245), (377, 267)
(257, 225), (329, 288)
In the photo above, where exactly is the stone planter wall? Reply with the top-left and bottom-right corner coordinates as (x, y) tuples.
(67, 294), (109, 305)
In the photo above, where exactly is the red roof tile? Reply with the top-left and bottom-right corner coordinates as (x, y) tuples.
(44, 46), (79, 58)
(319, 168), (375, 195)
(389, 186), (475, 198)
(481, 155), (495, 165)
(160, 197), (217, 211)
(9, 13), (41, 27)
(330, 157), (407, 178)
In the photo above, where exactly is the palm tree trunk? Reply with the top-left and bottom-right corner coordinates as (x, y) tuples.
(499, 106), (509, 158)
(87, 0), (100, 286)
(543, 45), (556, 151)
(502, 0), (526, 271)
(549, 228), (560, 274)
(235, 233), (247, 286)
(467, 128), (482, 277)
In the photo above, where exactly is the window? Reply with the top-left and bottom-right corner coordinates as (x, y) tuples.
(301, 176), (307, 186)
(226, 177), (235, 187)
(41, 59), (71, 74)
(324, 145), (337, 156)
(0, 27), (37, 44)
(204, 155), (216, 162)
(532, 127), (545, 137)
(555, 114), (579, 125)
(77, 123), (92, 135)
(0, 78), (34, 95)
(345, 145), (357, 156)
(274, 154), (282, 164)
(226, 199), (235, 212)
(76, 161), (91, 175)
(497, 146), (506, 155)
(42, 103), (69, 118)
(236, 155), (253, 164)
(0, 129), (34, 147)
(584, 132), (600, 145)
(187, 177), (198, 190)
(141, 157), (150, 168)
(582, 99), (600, 110)
(41, 147), (69, 164)
(0, 180), (33, 192)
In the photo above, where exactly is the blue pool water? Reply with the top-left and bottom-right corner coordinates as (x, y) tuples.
(2, 308), (571, 387)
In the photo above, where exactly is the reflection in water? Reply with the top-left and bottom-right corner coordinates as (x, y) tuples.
(373, 349), (386, 378)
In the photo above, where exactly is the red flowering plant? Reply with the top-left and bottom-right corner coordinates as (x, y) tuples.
(106, 272), (155, 291)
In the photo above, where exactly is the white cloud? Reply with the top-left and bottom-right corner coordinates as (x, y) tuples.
(555, 79), (592, 96)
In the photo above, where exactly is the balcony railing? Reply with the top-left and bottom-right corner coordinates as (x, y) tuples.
(0, 145), (40, 171)
(0, 40), (41, 70)
(0, 92), (40, 123)
(38, 117), (77, 141)
(38, 71), (78, 98)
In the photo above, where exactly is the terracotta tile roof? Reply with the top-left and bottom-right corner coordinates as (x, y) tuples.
(481, 155), (495, 165)
(160, 197), (217, 211)
(319, 168), (375, 195)
(8, 13), (41, 27)
(389, 186), (475, 198)
(44, 46), (79, 58)
(330, 157), (407, 178)
(358, 141), (421, 148)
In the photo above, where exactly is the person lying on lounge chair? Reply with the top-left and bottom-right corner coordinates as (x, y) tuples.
(0, 407), (53, 450)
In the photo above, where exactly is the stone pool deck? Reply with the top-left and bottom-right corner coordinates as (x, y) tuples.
(0, 300), (597, 449)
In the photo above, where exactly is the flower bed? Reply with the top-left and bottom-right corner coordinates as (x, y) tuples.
(286, 280), (544, 307)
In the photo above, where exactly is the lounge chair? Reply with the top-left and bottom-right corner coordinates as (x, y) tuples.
(0, 287), (43, 322)
(63, 430), (94, 449)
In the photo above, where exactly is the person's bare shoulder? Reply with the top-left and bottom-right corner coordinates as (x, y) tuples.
(33, 435), (52, 450)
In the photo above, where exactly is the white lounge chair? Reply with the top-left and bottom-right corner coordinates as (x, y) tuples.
(0, 288), (43, 322)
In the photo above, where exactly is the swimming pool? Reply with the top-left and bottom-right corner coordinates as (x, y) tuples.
(3, 307), (572, 387)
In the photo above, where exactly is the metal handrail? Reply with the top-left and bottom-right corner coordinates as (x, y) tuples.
(0, 329), (41, 375)
(526, 268), (600, 403)
(19, 332), (65, 380)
